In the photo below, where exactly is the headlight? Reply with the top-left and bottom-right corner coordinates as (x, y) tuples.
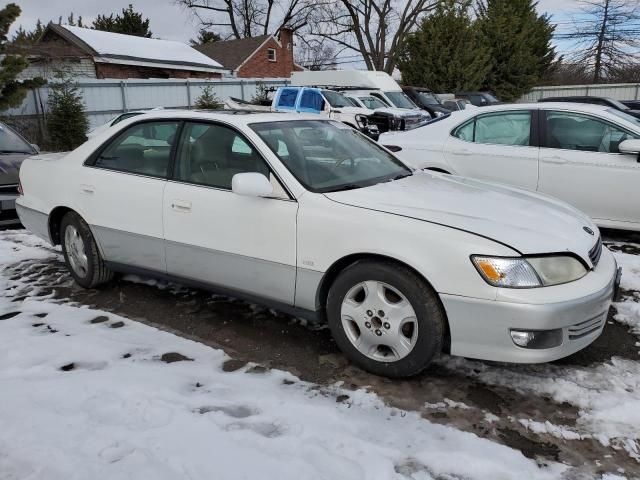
(472, 255), (587, 288)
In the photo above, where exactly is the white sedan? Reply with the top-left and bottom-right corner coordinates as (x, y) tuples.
(17, 111), (619, 377)
(381, 102), (640, 231)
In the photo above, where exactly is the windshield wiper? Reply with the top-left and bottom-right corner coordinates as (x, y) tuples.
(326, 183), (363, 192)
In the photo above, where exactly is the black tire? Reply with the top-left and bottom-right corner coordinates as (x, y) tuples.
(60, 212), (113, 288)
(326, 260), (445, 378)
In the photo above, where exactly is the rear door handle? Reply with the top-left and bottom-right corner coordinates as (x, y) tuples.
(452, 149), (473, 156)
(171, 200), (192, 212)
(80, 184), (95, 194)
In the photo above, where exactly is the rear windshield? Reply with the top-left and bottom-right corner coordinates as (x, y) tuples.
(0, 124), (33, 154)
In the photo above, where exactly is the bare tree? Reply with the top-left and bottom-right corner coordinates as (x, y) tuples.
(308, 0), (440, 74)
(295, 37), (337, 70)
(556, 0), (640, 83)
(177, 0), (314, 39)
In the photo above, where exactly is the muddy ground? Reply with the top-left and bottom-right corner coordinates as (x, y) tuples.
(4, 228), (640, 478)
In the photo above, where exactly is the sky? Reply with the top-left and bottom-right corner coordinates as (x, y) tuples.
(7, 0), (583, 53)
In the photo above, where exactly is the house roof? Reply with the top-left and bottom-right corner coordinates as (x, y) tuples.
(48, 24), (224, 72)
(195, 35), (272, 71)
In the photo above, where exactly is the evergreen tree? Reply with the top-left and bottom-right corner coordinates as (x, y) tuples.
(398, 0), (491, 92)
(0, 4), (45, 111)
(250, 83), (270, 105)
(46, 72), (89, 151)
(477, 0), (557, 101)
(93, 5), (152, 38)
(11, 20), (45, 45)
(194, 85), (223, 109)
(189, 29), (221, 47)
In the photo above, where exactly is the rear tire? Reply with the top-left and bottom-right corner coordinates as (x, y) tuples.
(327, 260), (445, 378)
(60, 212), (113, 288)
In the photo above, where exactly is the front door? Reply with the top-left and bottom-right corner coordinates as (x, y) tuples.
(443, 110), (539, 191)
(163, 121), (298, 304)
(538, 109), (640, 226)
(78, 120), (180, 271)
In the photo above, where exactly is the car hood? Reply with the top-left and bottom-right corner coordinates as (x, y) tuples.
(324, 171), (599, 261)
(0, 152), (33, 186)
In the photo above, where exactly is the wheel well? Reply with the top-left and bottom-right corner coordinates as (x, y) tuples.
(48, 206), (74, 245)
(316, 253), (451, 353)
(425, 167), (451, 174)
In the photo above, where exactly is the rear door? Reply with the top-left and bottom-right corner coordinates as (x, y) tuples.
(443, 110), (539, 190)
(79, 120), (180, 272)
(538, 109), (640, 225)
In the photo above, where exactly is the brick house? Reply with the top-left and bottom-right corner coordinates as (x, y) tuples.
(195, 28), (304, 78)
(19, 24), (225, 80)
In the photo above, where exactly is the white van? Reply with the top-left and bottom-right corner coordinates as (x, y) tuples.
(290, 70), (419, 111)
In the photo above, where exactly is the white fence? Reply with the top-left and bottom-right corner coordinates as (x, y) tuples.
(521, 83), (640, 102)
(3, 77), (291, 132)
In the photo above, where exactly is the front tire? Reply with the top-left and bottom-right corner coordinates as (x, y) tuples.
(60, 212), (113, 288)
(327, 260), (445, 378)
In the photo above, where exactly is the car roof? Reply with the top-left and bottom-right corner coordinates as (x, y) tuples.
(118, 109), (323, 127)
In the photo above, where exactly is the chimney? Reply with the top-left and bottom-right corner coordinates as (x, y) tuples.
(279, 27), (294, 76)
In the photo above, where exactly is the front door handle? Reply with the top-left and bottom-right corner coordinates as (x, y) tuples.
(544, 156), (567, 164)
(171, 200), (192, 212)
(80, 184), (95, 194)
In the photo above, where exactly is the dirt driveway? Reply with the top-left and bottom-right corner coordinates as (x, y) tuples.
(3, 228), (640, 478)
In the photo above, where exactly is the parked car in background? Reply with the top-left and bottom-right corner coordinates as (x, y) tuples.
(380, 102), (640, 231)
(455, 91), (500, 107)
(539, 96), (640, 119)
(442, 99), (475, 111)
(622, 100), (640, 110)
(0, 122), (38, 226)
(272, 86), (429, 135)
(342, 93), (431, 132)
(291, 70), (421, 111)
(17, 110), (619, 377)
(401, 86), (451, 117)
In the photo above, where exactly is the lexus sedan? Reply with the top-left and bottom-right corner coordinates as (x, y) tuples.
(0, 122), (38, 226)
(381, 102), (640, 232)
(17, 111), (619, 377)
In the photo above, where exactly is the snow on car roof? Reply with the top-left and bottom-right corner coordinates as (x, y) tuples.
(60, 25), (223, 71)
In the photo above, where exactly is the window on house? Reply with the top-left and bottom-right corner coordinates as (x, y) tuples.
(267, 48), (276, 62)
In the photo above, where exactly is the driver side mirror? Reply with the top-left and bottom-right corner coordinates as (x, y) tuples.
(618, 139), (640, 162)
(231, 172), (273, 198)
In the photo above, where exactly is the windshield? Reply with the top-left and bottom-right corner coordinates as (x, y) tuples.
(417, 92), (440, 105)
(483, 93), (499, 103)
(384, 91), (417, 109)
(359, 96), (389, 109)
(321, 90), (353, 108)
(607, 108), (640, 127)
(251, 120), (411, 193)
(0, 123), (33, 154)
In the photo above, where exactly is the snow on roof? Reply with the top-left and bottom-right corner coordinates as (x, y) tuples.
(59, 25), (223, 71)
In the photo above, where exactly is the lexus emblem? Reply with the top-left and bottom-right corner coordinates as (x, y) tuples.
(583, 226), (595, 236)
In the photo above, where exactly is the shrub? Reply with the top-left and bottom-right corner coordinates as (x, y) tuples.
(194, 85), (223, 109)
(46, 72), (88, 151)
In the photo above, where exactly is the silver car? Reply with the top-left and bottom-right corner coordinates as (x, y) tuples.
(0, 122), (38, 226)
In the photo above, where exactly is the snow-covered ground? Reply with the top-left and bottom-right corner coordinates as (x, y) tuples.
(1, 229), (640, 479)
(0, 231), (565, 480)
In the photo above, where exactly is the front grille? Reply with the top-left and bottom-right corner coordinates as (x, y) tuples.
(568, 311), (606, 340)
(588, 236), (603, 267)
(0, 184), (19, 195)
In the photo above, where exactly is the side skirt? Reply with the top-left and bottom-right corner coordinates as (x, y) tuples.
(104, 261), (321, 323)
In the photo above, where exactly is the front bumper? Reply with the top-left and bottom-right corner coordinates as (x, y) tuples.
(441, 248), (619, 363)
(0, 194), (20, 226)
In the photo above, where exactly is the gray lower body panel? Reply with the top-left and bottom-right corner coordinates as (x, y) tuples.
(92, 225), (166, 273)
(165, 240), (296, 305)
(295, 268), (324, 311)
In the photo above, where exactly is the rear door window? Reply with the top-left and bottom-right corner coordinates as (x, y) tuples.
(93, 121), (179, 177)
(453, 112), (532, 146)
